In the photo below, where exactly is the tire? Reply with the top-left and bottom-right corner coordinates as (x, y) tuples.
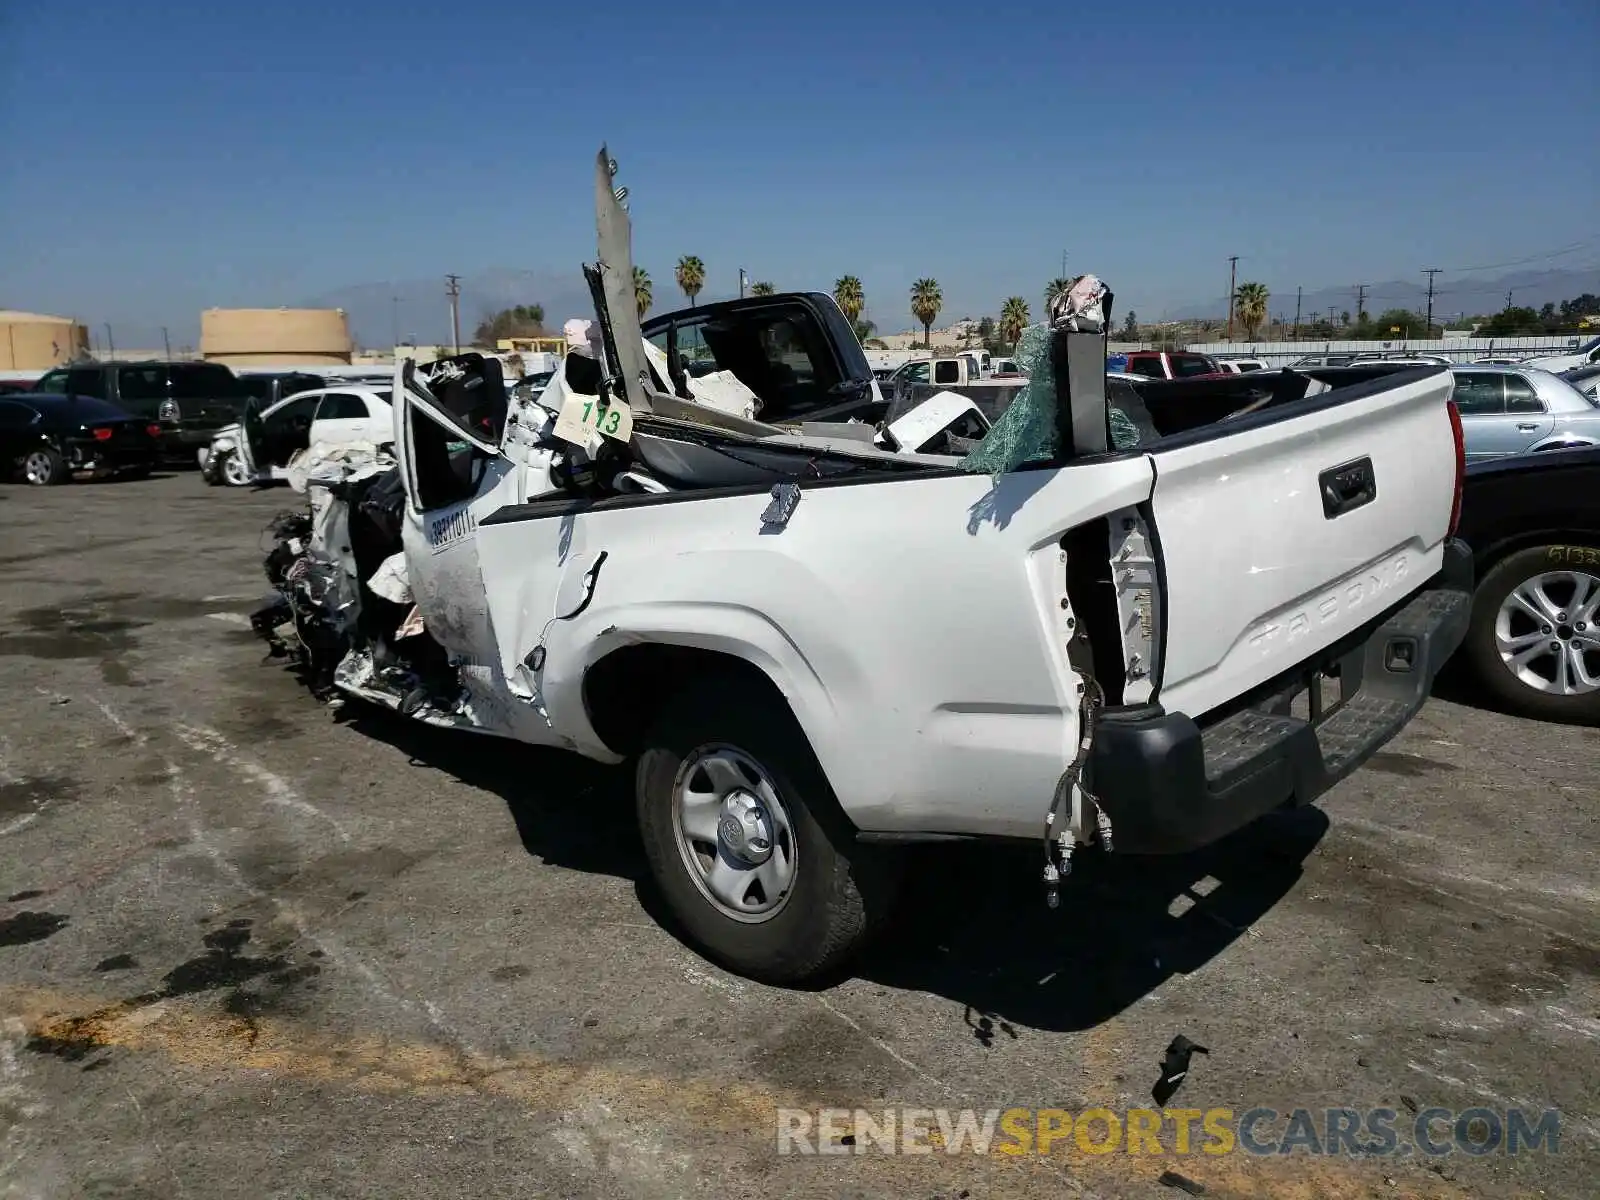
(21, 447), (69, 486)
(635, 680), (899, 984)
(218, 450), (252, 487)
(1464, 544), (1600, 724)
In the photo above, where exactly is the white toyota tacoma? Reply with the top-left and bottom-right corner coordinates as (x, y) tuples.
(249, 148), (1473, 984)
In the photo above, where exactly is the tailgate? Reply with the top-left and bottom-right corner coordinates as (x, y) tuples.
(1149, 367), (1457, 717)
(184, 401), (243, 431)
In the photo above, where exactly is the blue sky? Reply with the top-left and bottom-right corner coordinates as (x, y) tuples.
(2, 0), (1596, 346)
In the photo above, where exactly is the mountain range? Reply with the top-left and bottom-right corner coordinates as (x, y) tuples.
(1169, 266), (1598, 327)
(303, 265), (1597, 347)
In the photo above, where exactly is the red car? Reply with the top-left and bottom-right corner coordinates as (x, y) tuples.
(1122, 350), (1227, 380)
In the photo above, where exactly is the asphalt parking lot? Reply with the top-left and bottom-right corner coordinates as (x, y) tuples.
(1, 471), (1596, 1200)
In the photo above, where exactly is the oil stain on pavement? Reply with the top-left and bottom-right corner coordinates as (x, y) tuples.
(0, 911), (70, 946)
(19, 916), (321, 1064)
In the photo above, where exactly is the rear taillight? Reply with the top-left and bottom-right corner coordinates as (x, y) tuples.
(91, 427), (114, 441)
(1446, 398), (1465, 537)
(147, 423), (162, 438)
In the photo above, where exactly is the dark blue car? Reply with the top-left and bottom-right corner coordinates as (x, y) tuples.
(0, 393), (160, 485)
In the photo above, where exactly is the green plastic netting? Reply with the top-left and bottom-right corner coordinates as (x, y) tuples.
(960, 325), (1141, 478)
(960, 324), (1056, 476)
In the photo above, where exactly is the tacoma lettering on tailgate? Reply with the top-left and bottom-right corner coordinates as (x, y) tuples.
(1245, 551), (1411, 656)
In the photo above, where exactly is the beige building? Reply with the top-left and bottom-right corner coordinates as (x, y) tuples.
(0, 311), (90, 370)
(200, 307), (353, 367)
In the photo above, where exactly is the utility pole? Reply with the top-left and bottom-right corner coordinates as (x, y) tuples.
(391, 293), (402, 348)
(104, 323), (115, 358)
(161, 326), (171, 358)
(445, 275), (461, 354)
(1422, 267), (1441, 333)
(1225, 256), (1239, 340)
(739, 268), (747, 299)
(1293, 286), (1302, 340)
(1505, 289), (1515, 310)
(1355, 284), (1368, 323)
(1061, 250), (1068, 278)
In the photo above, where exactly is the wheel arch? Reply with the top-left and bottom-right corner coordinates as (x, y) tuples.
(582, 642), (809, 761)
(1470, 527), (1600, 580)
(1530, 436), (1599, 453)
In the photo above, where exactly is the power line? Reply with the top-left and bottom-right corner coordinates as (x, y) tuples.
(1445, 239), (1598, 274)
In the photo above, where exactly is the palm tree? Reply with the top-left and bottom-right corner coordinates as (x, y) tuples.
(910, 278), (942, 349)
(676, 255), (706, 306)
(999, 297), (1030, 348)
(833, 275), (865, 324)
(633, 266), (652, 318)
(1045, 277), (1074, 310)
(750, 281), (775, 296)
(1234, 282), (1270, 339)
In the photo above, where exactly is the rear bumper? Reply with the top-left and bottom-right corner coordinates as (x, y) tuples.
(1090, 538), (1473, 855)
(65, 441), (158, 472)
(159, 422), (235, 460)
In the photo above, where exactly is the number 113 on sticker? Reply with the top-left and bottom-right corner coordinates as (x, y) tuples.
(554, 392), (634, 445)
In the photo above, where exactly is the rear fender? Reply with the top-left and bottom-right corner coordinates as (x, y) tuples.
(1530, 434), (1599, 453)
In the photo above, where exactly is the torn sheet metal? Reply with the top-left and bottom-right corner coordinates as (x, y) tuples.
(639, 338), (761, 421)
(1047, 274), (1111, 333)
(593, 146), (654, 417)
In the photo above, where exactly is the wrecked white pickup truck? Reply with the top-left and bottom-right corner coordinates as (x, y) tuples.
(250, 148), (1472, 984)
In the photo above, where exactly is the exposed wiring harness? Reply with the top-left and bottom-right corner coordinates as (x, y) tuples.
(1041, 675), (1102, 908)
(523, 551), (609, 676)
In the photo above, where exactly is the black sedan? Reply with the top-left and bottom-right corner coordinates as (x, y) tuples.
(1455, 445), (1600, 723)
(0, 394), (161, 485)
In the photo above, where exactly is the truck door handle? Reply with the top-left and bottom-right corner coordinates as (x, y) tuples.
(1319, 457), (1377, 519)
(1516, 422), (1538, 431)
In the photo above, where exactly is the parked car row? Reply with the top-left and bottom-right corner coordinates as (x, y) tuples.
(31, 360), (245, 464)
(0, 359), (408, 487)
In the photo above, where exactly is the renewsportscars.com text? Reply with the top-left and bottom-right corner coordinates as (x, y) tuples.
(776, 1106), (1561, 1158)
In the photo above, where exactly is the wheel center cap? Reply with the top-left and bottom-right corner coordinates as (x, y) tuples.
(717, 790), (772, 864)
(1557, 625), (1573, 641)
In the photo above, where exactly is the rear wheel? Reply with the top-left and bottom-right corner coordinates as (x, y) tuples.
(635, 680), (899, 984)
(21, 447), (68, 486)
(1465, 544), (1600, 723)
